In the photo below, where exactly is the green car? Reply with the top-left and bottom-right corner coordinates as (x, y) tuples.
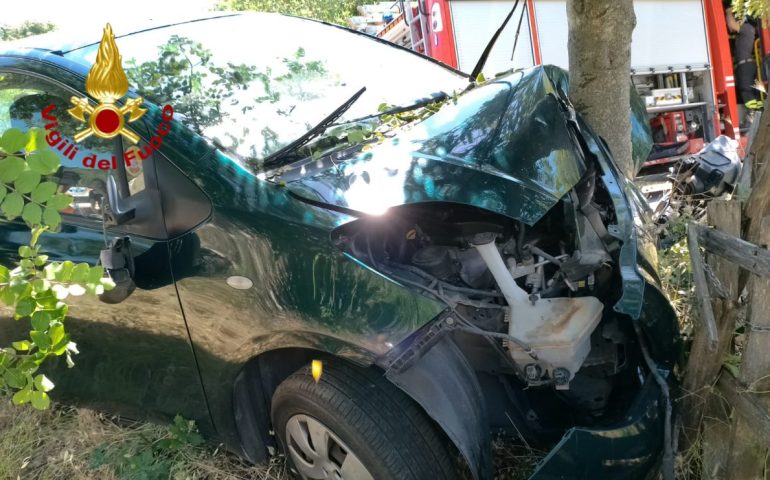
(0, 13), (679, 480)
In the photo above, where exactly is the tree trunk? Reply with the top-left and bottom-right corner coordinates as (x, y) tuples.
(567, 0), (636, 177)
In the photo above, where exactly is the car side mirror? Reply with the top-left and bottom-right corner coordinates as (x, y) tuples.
(105, 173), (135, 226)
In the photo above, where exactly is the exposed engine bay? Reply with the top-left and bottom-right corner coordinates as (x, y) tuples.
(332, 166), (643, 428)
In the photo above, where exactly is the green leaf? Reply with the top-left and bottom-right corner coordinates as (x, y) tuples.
(0, 286), (14, 306)
(31, 278), (47, 292)
(4, 369), (25, 389)
(18, 359), (38, 373)
(34, 254), (48, 266)
(54, 261), (74, 282)
(33, 287), (57, 309)
(49, 324), (64, 349)
(51, 335), (69, 355)
(31, 182), (57, 204)
(27, 150), (60, 175)
(1, 192), (24, 220)
(48, 194), (73, 211)
(12, 340), (30, 351)
(347, 129), (365, 144)
(34, 374), (54, 392)
(87, 266), (104, 284)
(31, 311), (52, 331)
(18, 245), (33, 258)
(70, 263), (90, 284)
(30, 391), (50, 410)
(42, 207), (61, 230)
(0, 265), (8, 283)
(19, 259), (33, 270)
(25, 128), (47, 152)
(0, 128), (27, 153)
(14, 170), (40, 194)
(30, 330), (51, 350)
(54, 303), (67, 320)
(0, 184), (6, 203)
(10, 280), (31, 296)
(22, 203), (42, 227)
(12, 388), (31, 405)
(0, 155), (25, 182)
(15, 296), (34, 317)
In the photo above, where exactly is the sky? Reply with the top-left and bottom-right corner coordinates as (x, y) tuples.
(2, 0), (219, 27)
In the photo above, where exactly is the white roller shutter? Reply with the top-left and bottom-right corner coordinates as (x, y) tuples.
(534, 0), (710, 70)
(449, 1), (536, 76)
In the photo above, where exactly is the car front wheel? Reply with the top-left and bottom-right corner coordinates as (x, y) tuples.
(271, 360), (457, 480)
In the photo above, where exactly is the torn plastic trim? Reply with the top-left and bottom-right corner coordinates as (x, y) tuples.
(530, 374), (664, 479)
(379, 325), (493, 480)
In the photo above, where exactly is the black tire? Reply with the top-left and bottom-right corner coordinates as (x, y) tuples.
(271, 359), (457, 480)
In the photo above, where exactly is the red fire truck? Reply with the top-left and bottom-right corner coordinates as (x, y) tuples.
(380, 0), (769, 161)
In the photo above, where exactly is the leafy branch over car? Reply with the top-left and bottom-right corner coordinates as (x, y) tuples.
(0, 127), (114, 409)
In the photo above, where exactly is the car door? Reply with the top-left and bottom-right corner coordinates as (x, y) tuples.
(0, 68), (211, 429)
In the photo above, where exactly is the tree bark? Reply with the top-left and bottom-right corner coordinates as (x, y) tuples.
(743, 108), (770, 245)
(567, 0), (636, 177)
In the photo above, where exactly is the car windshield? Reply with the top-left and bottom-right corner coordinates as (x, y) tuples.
(65, 13), (467, 169)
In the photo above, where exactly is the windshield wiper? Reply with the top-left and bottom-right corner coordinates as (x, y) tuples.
(469, 0), (520, 82)
(262, 86), (367, 169)
(335, 91), (450, 125)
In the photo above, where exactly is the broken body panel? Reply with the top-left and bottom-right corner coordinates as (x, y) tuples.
(280, 66), (679, 478)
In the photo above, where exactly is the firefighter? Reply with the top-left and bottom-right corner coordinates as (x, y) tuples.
(725, 1), (763, 110)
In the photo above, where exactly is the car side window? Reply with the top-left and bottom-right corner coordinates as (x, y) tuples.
(0, 71), (124, 222)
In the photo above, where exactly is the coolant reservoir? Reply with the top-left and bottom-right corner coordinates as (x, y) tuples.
(508, 296), (603, 389)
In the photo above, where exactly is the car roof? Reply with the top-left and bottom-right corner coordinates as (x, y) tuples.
(0, 12), (245, 55)
(0, 12), (469, 79)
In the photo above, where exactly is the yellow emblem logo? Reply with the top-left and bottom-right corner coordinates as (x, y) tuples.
(67, 24), (145, 144)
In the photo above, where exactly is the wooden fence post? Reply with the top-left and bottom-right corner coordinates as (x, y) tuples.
(726, 216), (770, 480)
(680, 200), (741, 450)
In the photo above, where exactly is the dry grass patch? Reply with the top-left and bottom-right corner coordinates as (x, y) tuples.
(0, 399), (287, 480)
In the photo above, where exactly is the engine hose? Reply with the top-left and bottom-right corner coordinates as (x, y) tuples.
(528, 245), (563, 266)
(633, 321), (674, 480)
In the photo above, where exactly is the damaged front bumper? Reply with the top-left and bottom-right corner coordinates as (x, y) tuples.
(383, 319), (670, 480)
(530, 375), (664, 480)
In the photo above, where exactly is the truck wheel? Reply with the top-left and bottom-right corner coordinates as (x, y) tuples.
(271, 360), (457, 480)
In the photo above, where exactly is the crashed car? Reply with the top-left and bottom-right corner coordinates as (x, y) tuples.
(0, 13), (679, 480)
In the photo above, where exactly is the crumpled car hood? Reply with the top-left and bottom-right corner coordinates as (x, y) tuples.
(283, 66), (589, 226)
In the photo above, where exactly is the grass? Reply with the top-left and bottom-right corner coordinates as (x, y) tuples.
(0, 398), (538, 479)
(490, 438), (546, 480)
(0, 400), (287, 480)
